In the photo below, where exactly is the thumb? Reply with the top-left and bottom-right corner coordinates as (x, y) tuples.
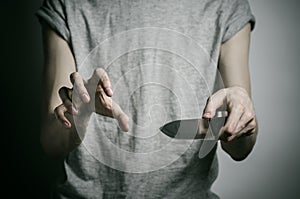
(111, 101), (129, 132)
(202, 89), (227, 119)
(117, 113), (130, 132)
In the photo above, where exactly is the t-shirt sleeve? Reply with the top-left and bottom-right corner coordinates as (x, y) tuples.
(222, 0), (256, 43)
(35, 0), (70, 42)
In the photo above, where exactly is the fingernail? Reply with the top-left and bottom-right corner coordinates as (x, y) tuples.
(105, 88), (113, 96)
(123, 124), (129, 132)
(82, 94), (90, 103)
(64, 121), (70, 128)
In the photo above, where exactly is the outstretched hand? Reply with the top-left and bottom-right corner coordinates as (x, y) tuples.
(54, 68), (129, 132)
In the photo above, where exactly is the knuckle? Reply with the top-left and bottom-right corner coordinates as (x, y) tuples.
(54, 105), (64, 117)
(96, 85), (104, 93)
(73, 80), (85, 92)
(95, 67), (105, 76)
(246, 112), (255, 120)
(70, 72), (80, 80)
(225, 126), (234, 135)
(248, 121), (256, 129)
(102, 73), (109, 81)
(233, 128), (240, 134)
(207, 96), (212, 102)
(205, 97), (212, 107)
(208, 97), (215, 105)
(205, 96), (216, 108)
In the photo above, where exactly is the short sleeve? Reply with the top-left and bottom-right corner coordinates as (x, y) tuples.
(222, 0), (256, 43)
(35, 0), (70, 42)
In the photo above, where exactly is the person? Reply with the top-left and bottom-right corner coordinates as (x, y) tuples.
(36, 0), (258, 198)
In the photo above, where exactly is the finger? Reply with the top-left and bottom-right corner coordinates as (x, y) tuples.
(236, 119), (256, 138)
(224, 105), (244, 135)
(95, 90), (129, 131)
(226, 118), (256, 142)
(218, 127), (229, 141)
(203, 89), (226, 119)
(96, 87), (113, 114)
(59, 87), (78, 115)
(234, 111), (255, 133)
(70, 72), (90, 103)
(54, 104), (71, 128)
(111, 101), (129, 132)
(91, 68), (113, 97)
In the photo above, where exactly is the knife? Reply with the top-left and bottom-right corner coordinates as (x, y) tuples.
(159, 111), (228, 139)
(159, 111), (228, 158)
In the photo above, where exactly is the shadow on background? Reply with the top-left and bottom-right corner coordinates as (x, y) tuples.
(1, 0), (58, 198)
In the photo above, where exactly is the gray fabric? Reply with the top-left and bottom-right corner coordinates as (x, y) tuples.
(36, 0), (255, 198)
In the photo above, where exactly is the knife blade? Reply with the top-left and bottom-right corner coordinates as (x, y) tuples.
(159, 111), (228, 158)
(159, 111), (228, 140)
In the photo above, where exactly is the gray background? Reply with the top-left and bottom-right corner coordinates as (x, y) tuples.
(1, 0), (299, 198)
(213, 0), (300, 198)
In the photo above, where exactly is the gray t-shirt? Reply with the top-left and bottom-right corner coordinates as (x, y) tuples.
(36, 0), (255, 198)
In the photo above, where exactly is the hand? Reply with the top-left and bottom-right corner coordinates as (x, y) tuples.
(54, 68), (129, 132)
(202, 86), (256, 142)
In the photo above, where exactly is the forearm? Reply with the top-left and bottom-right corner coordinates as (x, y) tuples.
(217, 23), (258, 160)
(40, 26), (80, 159)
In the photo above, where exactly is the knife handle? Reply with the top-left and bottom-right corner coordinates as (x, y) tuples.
(214, 110), (228, 118)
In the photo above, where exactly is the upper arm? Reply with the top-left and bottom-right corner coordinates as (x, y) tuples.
(41, 25), (76, 114)
(219, 23), (252, 96)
